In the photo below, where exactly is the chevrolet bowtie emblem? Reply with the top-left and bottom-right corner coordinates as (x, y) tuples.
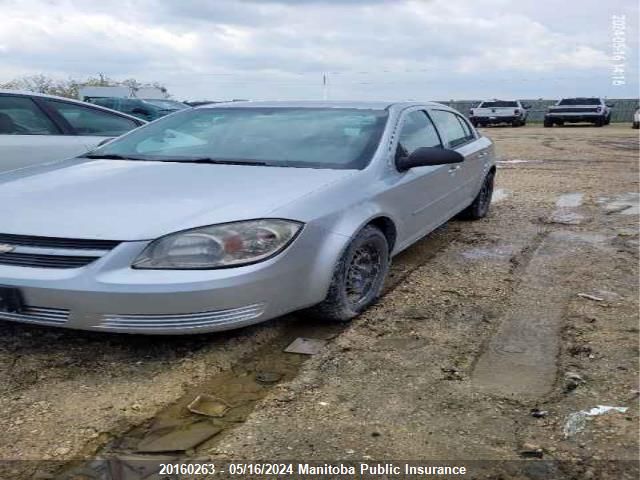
(0, 244), (15, 254)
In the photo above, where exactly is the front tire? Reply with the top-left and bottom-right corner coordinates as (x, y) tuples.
(459, 171), (495, 220)
(311, 225), (390, 322)
(543, 118), (553, 127)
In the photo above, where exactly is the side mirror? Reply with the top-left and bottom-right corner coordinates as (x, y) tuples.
(396, 147), (464, 172)
(524, 104), (532, 109)
(606, 103), (614, 108)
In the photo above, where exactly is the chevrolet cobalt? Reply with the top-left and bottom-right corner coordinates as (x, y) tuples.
(0, 101), (495, 334)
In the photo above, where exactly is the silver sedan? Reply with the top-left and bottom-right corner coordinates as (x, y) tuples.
(0, 101), (495, 334)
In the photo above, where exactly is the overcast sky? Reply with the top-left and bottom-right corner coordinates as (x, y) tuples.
(1, 0), (638, 101)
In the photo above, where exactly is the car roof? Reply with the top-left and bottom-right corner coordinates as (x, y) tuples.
(0, 89), (147, 123)
(194, 100), (445, 111)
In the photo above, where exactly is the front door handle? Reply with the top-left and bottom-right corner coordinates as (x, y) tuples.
(448, 165), (461, 173)
(478, 152), (488, 158)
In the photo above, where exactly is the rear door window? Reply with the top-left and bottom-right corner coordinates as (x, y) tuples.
(430, 110), (471, 149)
(456, 115), (475, 141)
(42, 99), (139, 136)
(0, 96), (60, 135)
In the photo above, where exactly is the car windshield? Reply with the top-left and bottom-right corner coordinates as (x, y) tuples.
(558, 98), (600, 105)
(87, 107), (389, 169)
(141, 99), (190, 110)
(479, 101), (518, 108)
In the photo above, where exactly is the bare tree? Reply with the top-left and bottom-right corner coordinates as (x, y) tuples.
(0, 74), (167, 99)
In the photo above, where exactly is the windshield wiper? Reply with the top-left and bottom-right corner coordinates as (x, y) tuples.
(82, 154), (269, 166)
(83, 153), (150, 160)
(162, 158), (270, 166)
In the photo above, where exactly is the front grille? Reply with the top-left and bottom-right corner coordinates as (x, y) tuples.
(0, 233), (120, 250)
(552, 107), (598, 113)
(0, 252), (97, 269)
(99, 303), (266, 331)
(0, 233), (120, 269)
(0, 306), (69, 326)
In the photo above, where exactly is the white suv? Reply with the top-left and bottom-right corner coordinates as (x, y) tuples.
(0, 90), (145, 173)
(469, 100), (529, 127)
(544, 97), (612, 127)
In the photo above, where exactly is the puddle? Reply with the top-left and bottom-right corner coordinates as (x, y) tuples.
(492, 189), (510, 203)
(497, 159), (542, 168)
(59, 319), (345, 477)
(461, 245), (515, 260)
(548, 193), (588, 225)
(598, 192), (639, 215)
(556, 193), (584, 208)
(551, 231), (610, 245)
(548, 211), (586, 225)
(497, 159), (539, 164)
(113, 324), (339, 453)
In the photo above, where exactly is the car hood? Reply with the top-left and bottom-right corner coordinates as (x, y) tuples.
(0, 159), (356, 240)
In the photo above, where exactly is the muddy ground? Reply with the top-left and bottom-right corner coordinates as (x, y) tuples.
(0, 125), (638, 479)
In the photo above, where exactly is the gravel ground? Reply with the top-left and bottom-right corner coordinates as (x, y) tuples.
(1, 124), (638, 479)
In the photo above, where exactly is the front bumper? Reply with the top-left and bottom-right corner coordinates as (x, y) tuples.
(545, 113), (603, 122)
(0, 225), (345, 334)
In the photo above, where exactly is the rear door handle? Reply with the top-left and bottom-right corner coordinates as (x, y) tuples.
(478, 152), (488, 158)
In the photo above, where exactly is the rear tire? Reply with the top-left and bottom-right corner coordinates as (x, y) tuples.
(604, 115), (611, 125)
(458, 171), (495, 220)
(594, 116), (604, 127)
(311, 225), (390, 322)
(633, 122), (639, 129)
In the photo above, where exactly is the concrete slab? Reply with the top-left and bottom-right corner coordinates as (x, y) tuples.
(472, 231), (590, 398)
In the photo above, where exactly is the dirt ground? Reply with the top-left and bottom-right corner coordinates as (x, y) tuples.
(0, 125), (638, 479)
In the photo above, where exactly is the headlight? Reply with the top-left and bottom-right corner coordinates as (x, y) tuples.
(133, 219), (303, 269)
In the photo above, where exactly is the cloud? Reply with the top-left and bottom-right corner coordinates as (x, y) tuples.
(0, 0), (636, 100)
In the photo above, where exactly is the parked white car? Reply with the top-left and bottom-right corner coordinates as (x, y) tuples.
(469, 100), (530, 127)
(0, 90), (145, 173)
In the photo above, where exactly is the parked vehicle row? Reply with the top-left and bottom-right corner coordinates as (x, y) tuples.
(0, 89), (635, 335)
(469, 97), (636, 128)
(0, 100), (496, 334)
